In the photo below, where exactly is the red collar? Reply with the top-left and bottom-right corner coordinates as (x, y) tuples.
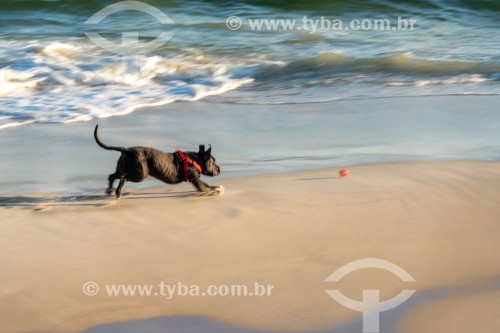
(176, 150), (202, 182)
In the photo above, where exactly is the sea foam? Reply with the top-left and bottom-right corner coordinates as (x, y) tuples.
(0, 41), (255, 129)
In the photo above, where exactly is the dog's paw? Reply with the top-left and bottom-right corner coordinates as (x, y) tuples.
(215, 185), (224, 195)
(196, 185), (224, 197)
(209, 185), (224, 196)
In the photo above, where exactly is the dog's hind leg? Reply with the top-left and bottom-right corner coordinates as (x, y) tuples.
(115, 176), (126, 199)
(106, 173), (119, 195)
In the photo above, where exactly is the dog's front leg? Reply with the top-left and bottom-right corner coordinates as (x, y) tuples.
(191, 178), (223, 195)
(188, 168), (223, 195)
(191, 178), (212, 192)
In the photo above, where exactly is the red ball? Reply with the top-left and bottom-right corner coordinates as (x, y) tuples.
(339, 169), (349, 177)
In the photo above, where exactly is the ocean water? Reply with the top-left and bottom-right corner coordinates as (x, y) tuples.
(0, 0), (499, 129)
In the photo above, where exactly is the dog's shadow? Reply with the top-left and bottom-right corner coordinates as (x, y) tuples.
(127, 188), (222, 200)
(0, 190), (202, 209)
(0, 194), (108, 209)
(123, 190), (199, 200)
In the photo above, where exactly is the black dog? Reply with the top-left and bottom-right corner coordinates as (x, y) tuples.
(94, 125), (222, 198)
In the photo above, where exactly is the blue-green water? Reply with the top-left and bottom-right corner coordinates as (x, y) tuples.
(0, 0), (499, 128)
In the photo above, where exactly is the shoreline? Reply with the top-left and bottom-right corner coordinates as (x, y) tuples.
(1, 161), (499, 332)
(1, 159), (500, 207)
(1, 95), (499, 195)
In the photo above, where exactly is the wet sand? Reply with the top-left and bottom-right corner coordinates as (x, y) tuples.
(1, 161), (499, 333)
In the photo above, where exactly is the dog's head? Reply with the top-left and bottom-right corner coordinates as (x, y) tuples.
(198, 145), (220, 177)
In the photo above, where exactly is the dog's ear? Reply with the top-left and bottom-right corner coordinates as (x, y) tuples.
(203, 144), (212, 161)
(198, 144), (211, 161)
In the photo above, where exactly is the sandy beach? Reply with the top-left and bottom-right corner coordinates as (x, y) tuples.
(1, 160), (499, 333)
(2, 0), (500, 331)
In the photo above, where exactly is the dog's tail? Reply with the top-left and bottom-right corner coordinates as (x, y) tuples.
(94, 125), (126, 153)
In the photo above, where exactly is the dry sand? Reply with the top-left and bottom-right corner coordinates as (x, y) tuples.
(1, 161), (499, 333)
